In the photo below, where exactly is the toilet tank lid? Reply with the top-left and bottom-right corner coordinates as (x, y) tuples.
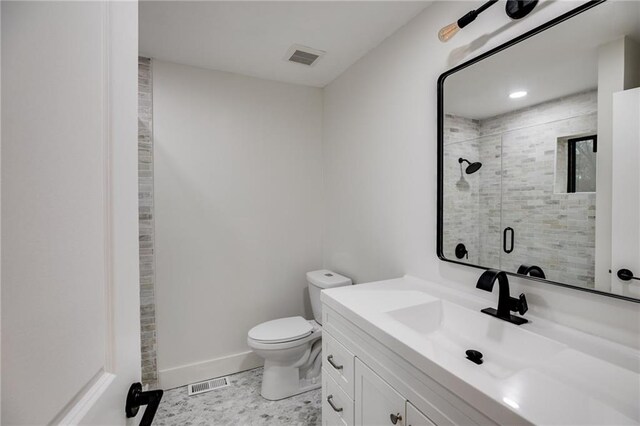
(307, 269), (352, 289)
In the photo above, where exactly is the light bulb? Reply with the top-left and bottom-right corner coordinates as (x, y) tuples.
(438, 22), (460, 42)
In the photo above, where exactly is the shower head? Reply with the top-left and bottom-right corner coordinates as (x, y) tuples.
(459, 157), (482, 174)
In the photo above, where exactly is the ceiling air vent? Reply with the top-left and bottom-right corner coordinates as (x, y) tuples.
(187, 376), (230, 396)
(285, 45), (325, 67)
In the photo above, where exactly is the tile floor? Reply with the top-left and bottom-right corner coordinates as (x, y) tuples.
(154, 368), (321, 425)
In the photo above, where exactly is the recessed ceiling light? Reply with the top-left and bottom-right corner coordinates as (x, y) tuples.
(509, 91), (527, 99)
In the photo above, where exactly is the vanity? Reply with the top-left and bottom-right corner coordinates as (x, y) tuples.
(320, 276), (639, 426)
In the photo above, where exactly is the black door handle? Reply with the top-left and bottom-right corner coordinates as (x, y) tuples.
(125, 383), (163, 426)
(617, 268), (640, 282)
(503, 227), (514, 254)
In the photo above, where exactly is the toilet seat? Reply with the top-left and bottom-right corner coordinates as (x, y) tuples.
(248, 316), (314, 344)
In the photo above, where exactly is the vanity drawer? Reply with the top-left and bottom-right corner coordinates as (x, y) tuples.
(323, 330), (355, 398)
(323, 368), (354, 426)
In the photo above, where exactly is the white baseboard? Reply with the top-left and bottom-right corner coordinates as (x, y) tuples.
(158, 351), (263, 390)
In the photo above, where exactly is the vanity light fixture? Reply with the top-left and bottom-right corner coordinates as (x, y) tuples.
(438, 0), (497, 42)
(509, 90), (528, 99)
(438, 0), (539, 42)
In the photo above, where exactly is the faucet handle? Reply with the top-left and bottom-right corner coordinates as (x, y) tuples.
(510, 293), (528, 316)
(518, 294), (528, 315)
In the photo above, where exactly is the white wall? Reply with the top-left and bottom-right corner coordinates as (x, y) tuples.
(153, 60), (324, 388)
(323, 1), (640, 349)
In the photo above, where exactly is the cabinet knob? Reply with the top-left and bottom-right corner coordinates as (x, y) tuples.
(390, 413), (403, 424)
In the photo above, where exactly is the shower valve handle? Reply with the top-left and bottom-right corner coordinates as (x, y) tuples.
(617, 269), (640, 282)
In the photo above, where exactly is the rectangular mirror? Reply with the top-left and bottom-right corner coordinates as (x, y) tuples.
(438, 0), (640, 302)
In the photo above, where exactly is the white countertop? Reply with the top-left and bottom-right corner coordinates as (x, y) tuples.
(321, 275), (640, 425)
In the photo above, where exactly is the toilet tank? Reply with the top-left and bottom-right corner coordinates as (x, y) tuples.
(307, 270), (352, 324)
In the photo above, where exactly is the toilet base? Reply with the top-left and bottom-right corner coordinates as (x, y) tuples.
(260, 360), (322, 400)
(261, 378), (320, 401)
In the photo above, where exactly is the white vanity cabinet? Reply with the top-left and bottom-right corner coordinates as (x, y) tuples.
(320, 277), (640, 425)
(321, 304), (493, 426)
(355, 359), (435, 426)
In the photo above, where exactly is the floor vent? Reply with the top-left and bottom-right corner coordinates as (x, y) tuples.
(187, 376), (230, 396)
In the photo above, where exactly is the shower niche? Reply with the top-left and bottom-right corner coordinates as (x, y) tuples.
(437, 0), (640, 301)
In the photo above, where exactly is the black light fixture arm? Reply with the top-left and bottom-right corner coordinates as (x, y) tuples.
(458, 0), (498, 29)
(439, 0), (538, 42)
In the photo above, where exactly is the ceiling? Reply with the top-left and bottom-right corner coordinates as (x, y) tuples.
(139, 1), (432, 88)
(445, 0), (640, 120)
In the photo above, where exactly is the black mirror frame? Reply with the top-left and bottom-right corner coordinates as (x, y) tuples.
(436, 0), (639, 303)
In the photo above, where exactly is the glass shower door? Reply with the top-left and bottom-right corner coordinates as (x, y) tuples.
(499, 114), (597, 288)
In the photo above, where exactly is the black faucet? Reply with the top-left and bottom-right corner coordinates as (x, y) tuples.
(476, 269), (528, 325)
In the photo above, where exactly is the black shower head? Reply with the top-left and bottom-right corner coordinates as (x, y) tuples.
(466, 161), (482, 174)
(458, 157), (482, 174)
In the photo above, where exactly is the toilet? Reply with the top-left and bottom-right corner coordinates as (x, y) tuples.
(247, 269), (352, 400)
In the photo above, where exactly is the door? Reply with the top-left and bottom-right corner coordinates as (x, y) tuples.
(611, 88), (640, 298)
(2, 1), (141, 424)
(499, 114), (597, 288)
(354, 359), (406, 426)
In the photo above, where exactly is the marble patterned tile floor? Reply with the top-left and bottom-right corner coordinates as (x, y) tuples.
(154, 368), (321, 425)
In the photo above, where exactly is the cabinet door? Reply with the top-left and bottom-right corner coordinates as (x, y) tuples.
(355, 359), (406, 426)
(406, 402), (437, 426)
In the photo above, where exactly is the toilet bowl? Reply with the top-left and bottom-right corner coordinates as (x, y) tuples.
(247, 270), (351, 400)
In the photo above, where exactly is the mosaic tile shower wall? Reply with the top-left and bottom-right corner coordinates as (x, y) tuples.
(138, 57), (158, 385)
(444, 91), (597, 287)
(442, 115), (481, 264)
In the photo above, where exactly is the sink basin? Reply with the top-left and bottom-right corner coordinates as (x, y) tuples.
(384, 299), (567, 378)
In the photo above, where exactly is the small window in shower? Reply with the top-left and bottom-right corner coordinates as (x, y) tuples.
(567, 135), (597, 193)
